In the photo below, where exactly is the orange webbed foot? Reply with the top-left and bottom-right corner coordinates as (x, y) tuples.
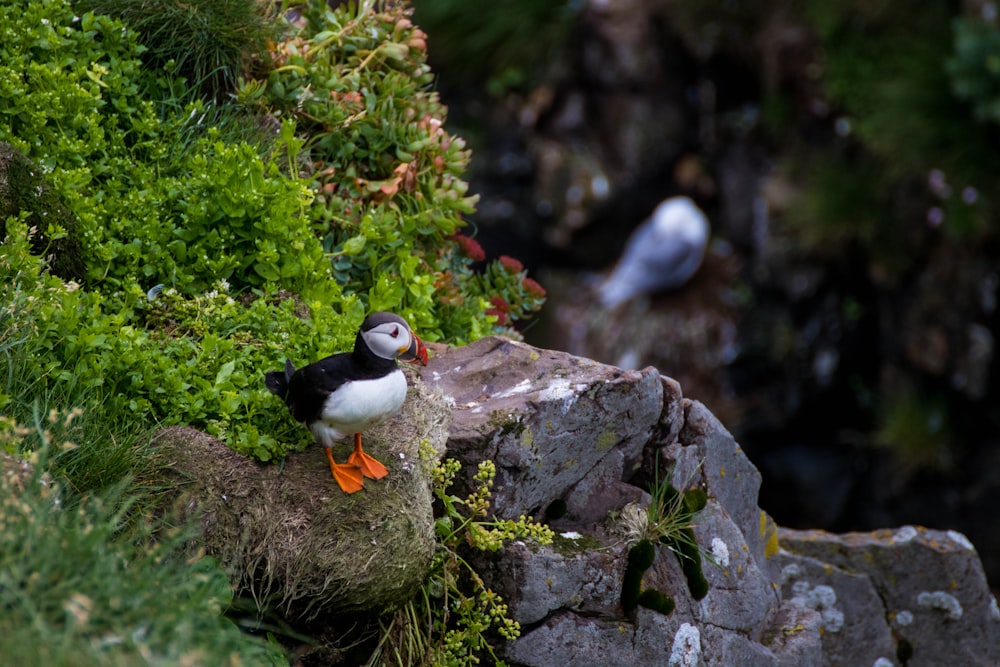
(325, 447), (365, 493)
(348, 433), (389, 480)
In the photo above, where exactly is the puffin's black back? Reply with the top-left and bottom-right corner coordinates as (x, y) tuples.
(266, 316), (402, 424)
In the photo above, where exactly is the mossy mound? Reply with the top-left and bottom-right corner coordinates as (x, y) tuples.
(155, 374), (451, 621)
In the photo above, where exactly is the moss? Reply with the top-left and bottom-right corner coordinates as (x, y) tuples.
(637, 589), (675, 615)
(663, 527), (709, 601)
(548, 530), (603, 557)
(683, 488), (708, 513)
(621, 539), (655, 613)
(489, 411), (527, 439)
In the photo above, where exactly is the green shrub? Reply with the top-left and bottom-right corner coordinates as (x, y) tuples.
(0, 411), (286, 667)
(0, 0), (544, 464)
(371, 456), (553, 666)
(252, 0), (545, 340)
(76, 0), (279, 98)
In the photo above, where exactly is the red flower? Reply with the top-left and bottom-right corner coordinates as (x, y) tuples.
(486, 296), (509, 325)
(451, 234), (486, 262)
(498, 255), (524, 273)
(489, 296), (509, 311)
(522, 277), (546, 298)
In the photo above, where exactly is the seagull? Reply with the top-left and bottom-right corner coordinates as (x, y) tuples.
(265, 312), (428, 493)
(598, 196), (710, 308)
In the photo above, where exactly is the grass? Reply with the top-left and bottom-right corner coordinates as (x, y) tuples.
(76, 0), (281, 99)
(0, 410), (287, 667)
(0, 256), (286, 667)
(615, 461), (712, 607)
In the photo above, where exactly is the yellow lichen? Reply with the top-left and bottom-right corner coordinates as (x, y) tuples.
(760, 512), (780, 559)
(597, 431), (617, 450)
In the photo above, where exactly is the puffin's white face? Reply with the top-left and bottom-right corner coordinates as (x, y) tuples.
(362, 320), (413, 360)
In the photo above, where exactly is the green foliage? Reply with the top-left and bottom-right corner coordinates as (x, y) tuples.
(0, 0), (545, 465)
(0, 218), (350, 462)
(1, 0), (548, 662)
(800, 1), (1000, 239)
(614, 464), (711, 609)
(371, 456), (554, 666)
(636, 589), (675, 615)
(0, 412), (286, 667)
(250, 0), (544, 341)
(77, 0), (279, 98)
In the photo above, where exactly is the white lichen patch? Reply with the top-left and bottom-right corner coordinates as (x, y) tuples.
(894, 610), (914, 626)
(789, 581), (845, 633)
(537, 377), (587, 402)
(893, 525), (919, 542)
(668, 622), (702, 667)
(780, 563), (802, 584)
(917, 591), (963, 621)
(946, 530), (974, 550)
(872, 658), (895, 667)
(494, 378), (533, 399)
(560, 531), (583, 540)
(710, 537), (730, 568)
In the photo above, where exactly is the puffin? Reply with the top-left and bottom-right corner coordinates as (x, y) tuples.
(598, 196), (710, 309)
(264, 312), (429, 493)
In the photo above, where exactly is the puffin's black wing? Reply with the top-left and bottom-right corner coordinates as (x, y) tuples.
(281, 352), (351, 423)
(283, 350), (398, 423)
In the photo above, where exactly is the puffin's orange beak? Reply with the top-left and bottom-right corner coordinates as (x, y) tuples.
(399, 331), (428, 366)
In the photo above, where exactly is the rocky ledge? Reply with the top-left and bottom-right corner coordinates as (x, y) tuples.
(425, 337), (1000, 666)
(161, 336), (1000, 665)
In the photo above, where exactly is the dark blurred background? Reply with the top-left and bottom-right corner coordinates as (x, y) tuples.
(409, 0), (1000, 589)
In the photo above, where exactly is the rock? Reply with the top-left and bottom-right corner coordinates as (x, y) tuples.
(421, 336), (999, 666)
(423, 335), (663, 522)
(154, 376), (450, 621)
(778, 526), (1000, 666)
(483, 537), (625, 626)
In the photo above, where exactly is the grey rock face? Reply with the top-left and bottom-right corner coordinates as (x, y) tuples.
(423, 335), (663, 521)
(423, 336), (1000, 666)
(778, 526), (1000, 666)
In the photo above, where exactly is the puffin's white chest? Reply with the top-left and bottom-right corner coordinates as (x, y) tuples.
(310, 369), (407, 444)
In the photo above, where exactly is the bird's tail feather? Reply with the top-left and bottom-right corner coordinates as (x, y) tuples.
(264, 359), (296, 398)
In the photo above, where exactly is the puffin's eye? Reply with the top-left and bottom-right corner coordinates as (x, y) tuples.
(390, 326), (399, 338)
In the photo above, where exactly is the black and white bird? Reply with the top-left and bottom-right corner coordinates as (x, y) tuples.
(598, 196), (710, 309)
(265, 312), (428, 494)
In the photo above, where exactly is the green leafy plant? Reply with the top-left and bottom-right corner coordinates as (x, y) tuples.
(0, 410), (286, 667)
(616, 465), (710, 611)
(249, 0), (545, 341)
(370, 456), (554, 666)
(76, 0), (279, 99)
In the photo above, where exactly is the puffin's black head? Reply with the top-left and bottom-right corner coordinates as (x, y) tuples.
(358, 312), (428, 365)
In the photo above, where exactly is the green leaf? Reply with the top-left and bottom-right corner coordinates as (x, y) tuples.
(215, 360), (236, 386)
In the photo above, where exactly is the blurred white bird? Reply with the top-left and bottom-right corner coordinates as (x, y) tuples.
(598, 196), (710, 308)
